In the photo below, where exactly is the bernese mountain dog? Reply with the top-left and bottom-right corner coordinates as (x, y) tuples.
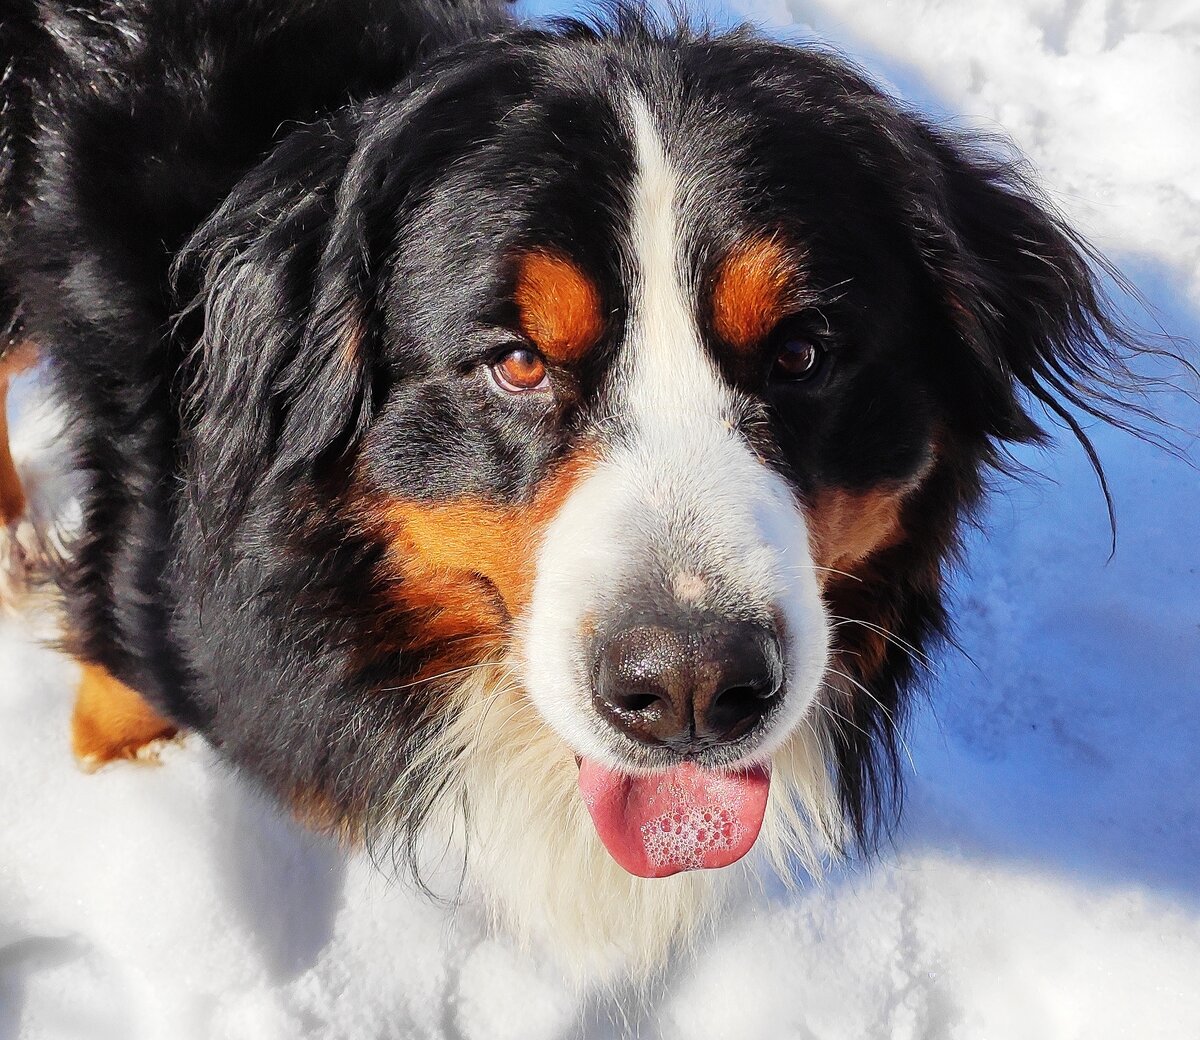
(0, 0), (1162, 975)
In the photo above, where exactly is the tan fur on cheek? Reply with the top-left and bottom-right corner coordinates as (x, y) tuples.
(805, 486), (908, 583)
(354, 451), (596, 682)
(513, 250), (604, 363)
(0, 396), (25, 524)
(290, 787), (366, 846)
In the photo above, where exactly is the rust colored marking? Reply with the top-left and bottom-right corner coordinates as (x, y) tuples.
(375, 450), (595, 622)
(711, 236), (799, 351)
(0, 390), (25, 524)
(70, 663), (179, 770)
(805, 486), (908, 584)
(290, 788), (364, 846)
(514, 250), (604, 363)
(349, 451), (594, 692)
(338, 299), (366, 370)
(0, 342), (37, 525)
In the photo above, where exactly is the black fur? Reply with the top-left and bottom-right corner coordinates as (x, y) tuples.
(0, 0), (46, 355)
(1, 0), (1168, 862)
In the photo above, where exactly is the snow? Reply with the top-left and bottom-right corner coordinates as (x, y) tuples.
(2, 0), (1198, 1036)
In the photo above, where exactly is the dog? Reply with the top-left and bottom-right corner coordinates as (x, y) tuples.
(0, 0), (1161, 976)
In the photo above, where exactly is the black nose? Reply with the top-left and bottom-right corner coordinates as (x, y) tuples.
(592, 617), (784, 753)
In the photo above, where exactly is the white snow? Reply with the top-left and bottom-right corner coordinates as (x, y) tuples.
(2, 1), (1198, 1036)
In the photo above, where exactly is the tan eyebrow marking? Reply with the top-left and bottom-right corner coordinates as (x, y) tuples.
(711, 235), (800, 352)
(514, 250), (605, 363)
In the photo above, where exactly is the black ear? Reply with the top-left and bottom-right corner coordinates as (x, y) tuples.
(176, 117), (371, 543)
(902, 124), (1172, 517)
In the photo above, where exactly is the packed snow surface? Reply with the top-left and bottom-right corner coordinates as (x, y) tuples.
(2, 1), (1198, 1037)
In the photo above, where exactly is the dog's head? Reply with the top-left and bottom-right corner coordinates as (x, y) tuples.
(179, 13), (1142, 967)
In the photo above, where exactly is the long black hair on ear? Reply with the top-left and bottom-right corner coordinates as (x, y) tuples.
(898, 121), (1195, 539)
(173, 116), (374, 556)
(0, 0), (50, 356)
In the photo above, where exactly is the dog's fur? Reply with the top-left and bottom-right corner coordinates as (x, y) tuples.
(0, 0), (1164, 975)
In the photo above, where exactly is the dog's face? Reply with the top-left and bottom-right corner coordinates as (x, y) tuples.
(182, 19), (1122, 964)
(351, 47), (949, 877)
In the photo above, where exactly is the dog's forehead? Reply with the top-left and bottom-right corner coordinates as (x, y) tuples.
(390, 44), (900, 366)
(497, 88), (815, 372)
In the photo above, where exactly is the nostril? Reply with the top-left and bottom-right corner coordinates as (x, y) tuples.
(714, 682), (756, 712)
(708, 681), (777, 736)
(611, 690), (664, 714)
(594, 684), (675, 747)
(716, 682), (775, 708)
(592, 622), (692, 748)
(693, 624), (784, 742)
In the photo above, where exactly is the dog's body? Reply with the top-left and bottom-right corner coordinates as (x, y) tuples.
(0, 0), (1155, 974)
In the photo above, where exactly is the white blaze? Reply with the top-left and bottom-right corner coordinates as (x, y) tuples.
(522, 91), (829, 768)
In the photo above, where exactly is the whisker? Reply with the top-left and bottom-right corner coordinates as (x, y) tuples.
(465, 676), (527, 753)
(377, 661), (501, 694)
(779, 563), (864, 583)
(826, 614), (937, 673)
(826, 622), (929, 675)
(825, 668), (916, 771)
(811, 696), (870, 740)
(808, 565), (864, 583)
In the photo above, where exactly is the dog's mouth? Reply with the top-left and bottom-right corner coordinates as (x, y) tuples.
(577, 758), (771, 878)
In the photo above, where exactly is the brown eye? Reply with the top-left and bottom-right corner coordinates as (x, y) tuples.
(772, 335), (823, 381)
(490, 347), (549, 393)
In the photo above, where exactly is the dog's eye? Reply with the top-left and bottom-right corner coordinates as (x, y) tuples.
(490, 347), (549, 393)
(772, 335), (824, 381)
(768, 316), (825, 381)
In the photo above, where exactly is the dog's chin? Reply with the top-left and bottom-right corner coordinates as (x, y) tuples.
(411, 660), (844, 981)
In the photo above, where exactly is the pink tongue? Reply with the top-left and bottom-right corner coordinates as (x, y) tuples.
(578, 759), (771, 878)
